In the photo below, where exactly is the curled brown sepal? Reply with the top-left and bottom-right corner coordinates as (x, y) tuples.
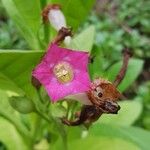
(113, 48), (133, 87)
(42, 4), (61, 23)
(52, 27), (73, 45)
(31, 75), (41, 90)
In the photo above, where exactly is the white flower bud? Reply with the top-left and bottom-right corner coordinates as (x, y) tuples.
(44, 5), (72, 45)
(48, 9), (66, 31)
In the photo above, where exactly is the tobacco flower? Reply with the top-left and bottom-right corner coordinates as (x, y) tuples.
(32, 43), (90, 101)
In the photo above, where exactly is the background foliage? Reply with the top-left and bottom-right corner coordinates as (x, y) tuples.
(0, 0), (149, 149)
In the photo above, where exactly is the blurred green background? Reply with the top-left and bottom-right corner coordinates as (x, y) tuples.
(0, 0), (150, 150)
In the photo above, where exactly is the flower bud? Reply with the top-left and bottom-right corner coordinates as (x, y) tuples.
(42, 4), (71, 45)
(48, 8), (66, 31)
(42, 4), (66, 31)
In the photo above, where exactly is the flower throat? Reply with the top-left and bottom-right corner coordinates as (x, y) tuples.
(53, 61), (74, 84)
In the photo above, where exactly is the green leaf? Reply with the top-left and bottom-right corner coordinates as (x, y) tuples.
(0, 117), (27, 150)
(0, 72), (23, 96)
(68, 136), (140, 150)
(52, 0), (95, 30)
(0, 90), (20, 117)
(90, 124), (150, 150)
(68, 26), (95, 52)
(143, 115), (150, 131)
(0, 90), (31, 143)
(106, 59), (144, 92)
(2, 0), (42, 49)
(0, 50), (43, 98)
(88, 50), (105, 79)
(0, 50), (50, 118)
(97, 100), (142, 126)
(9, 96), (35, 114)
(67, 127), (82, 141)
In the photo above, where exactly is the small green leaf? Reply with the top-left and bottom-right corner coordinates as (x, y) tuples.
(98, 100), (142, 126)
(68, 26), (95, 52)
(9, 96), (35, 114)
(51, 104), (66, 118)
(106, 59), (144, 92)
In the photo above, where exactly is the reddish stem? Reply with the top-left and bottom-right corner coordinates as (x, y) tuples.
(113, 48), (132, 87)
(52, 27), (72, 45)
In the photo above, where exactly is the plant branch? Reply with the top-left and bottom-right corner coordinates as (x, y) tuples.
(113, 48), (132, 87)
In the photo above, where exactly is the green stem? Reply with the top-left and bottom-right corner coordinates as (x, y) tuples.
(37, 110), (50, 123)
(50, 115), (68, 150)
(30, 114), (42, 148)
(36, 99), (68, 150)
(42, 107), (68, 150)
(40, 0), (50, 44)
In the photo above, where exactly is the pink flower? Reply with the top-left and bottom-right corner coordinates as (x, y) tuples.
(32, 43), (91, 102)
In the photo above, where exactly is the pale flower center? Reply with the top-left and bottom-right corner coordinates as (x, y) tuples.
(53, 62), (74, 84)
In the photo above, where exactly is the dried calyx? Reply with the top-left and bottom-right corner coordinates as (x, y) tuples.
(87, 78), (121, 106)
(52, 27), (72, 45)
